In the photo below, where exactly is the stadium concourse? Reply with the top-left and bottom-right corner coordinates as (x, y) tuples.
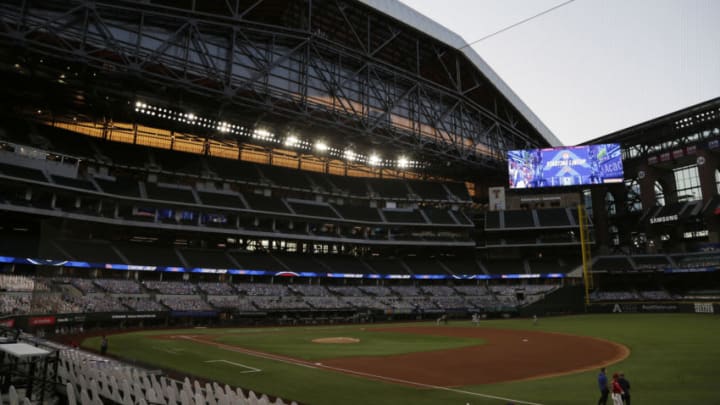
(0, 0), (719, 403)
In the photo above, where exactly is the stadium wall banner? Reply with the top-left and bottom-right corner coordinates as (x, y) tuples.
(56, 315), (87, 324)
(590, 303), (713, 313)
(0, 318), (15, 328)
(29, 316), (56, 326)
(170, 311), (218, 318)
(693, 303), (715, 314)
(663, 267), (718, 274)
(0, 254), (564, 280)
(106, 312), (163, 321)
(10, 312), (167, 326)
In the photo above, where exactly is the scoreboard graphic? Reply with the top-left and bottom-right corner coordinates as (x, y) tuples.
(508, 144), (623, 189)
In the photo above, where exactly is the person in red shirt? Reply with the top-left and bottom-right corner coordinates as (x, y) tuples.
(611, 372), (625, 405)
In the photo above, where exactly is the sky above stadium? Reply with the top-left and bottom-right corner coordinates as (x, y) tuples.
(399, 0), (720, 146)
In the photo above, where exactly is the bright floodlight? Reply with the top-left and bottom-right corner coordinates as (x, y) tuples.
(285, 135), (299, 147)
(135, 101), (142, 108)
(315, 141), (328, 152)
(368, 154), (381, 166)
(186, 113), (196, 121)
(397, 156), (409, 168)
(344, 150), (356, 161)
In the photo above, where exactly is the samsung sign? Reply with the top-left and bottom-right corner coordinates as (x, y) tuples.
(650, 214), (678, 224)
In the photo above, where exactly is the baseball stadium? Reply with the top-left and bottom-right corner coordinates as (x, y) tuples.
(0, 1), (718, 404)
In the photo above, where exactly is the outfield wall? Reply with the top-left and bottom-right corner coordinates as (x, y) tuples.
(588, 302), (719, 314)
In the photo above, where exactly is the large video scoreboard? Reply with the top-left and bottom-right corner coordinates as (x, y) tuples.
(508, 144), (623, 189)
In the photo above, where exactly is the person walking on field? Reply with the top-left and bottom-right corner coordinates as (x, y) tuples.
(100, 335), (108, 355)
(597, 367), (609, 405)
(618, 372), (631, 405)
(610, 372), (625, 405)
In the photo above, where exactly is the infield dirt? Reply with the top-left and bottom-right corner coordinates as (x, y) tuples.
(157, 326), (628, 387)
(319, 326), (629, 386)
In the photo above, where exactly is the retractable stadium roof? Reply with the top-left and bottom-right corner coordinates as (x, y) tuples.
(360, 0), (563, 147)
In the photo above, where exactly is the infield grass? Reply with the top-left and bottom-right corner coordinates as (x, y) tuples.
(84, 313), (720, 405)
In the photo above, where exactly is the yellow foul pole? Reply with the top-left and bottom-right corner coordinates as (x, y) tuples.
(578, 204), (593, 306)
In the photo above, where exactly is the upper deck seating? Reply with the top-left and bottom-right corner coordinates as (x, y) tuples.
(116, 243), (184, 267)
(145, 183), (196, 204)
(382, 209), (426, 223)
(287, 201), (338, 218)
(407, 180), (449, 200)
(482, 258), (525, 274)
(259, 165), (313, 190)
(197, 191), (246, 209)
(230, 251), (286, 271)
(55, 239), (125, 263)
(504, 210), (535, 228)
(334, 204), (382, 222)
(423, 208), (456, 225)
(0, 162), (47, 182)
(593, 256), (634, 272)
(367, 178), (410, 199)
(243, 193), (290, 213)
(445, 182), (471, 201)
(51, 175), (97, 191)
(95, 175), (141, 197)
(536, 208), (571, 227)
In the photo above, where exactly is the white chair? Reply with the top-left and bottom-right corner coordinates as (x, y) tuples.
(182, 378), (192, 395)
(110, 376), (123, 402)
(80, 388), (92, 405)
(223, 387), (236, 404)
(150, 374), (160, 390)
(236, 388), (247, 400)
(66, 382), (77, 405)
(146, 387), (161, 404)
(121, 378), (131, 395)
(142, 375), (152, 392)
(237, 389), (251, 405)
(100, 374), (113, 399)
(167, 385), (178, 405)
(194, 391), (206, 405)
(212, 383), (223, 398)
(247, 391), (259, 405)
(89, 379), (101, 402)
(132, 383), (144, 403)
(122, 385), (134, 405)
(9, 385), (19, 405)
(179, 390), (192, 405)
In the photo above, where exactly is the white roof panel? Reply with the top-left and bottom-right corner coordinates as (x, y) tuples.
(359, 0), (562, 147)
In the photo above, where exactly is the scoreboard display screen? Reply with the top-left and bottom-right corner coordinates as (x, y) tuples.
(508, 144), (623, 189)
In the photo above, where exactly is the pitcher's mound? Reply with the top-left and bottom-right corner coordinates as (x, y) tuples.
(312, 337), (360, 344)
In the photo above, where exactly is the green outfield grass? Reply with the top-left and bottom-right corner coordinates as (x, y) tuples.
(83, 314), (720, 405)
